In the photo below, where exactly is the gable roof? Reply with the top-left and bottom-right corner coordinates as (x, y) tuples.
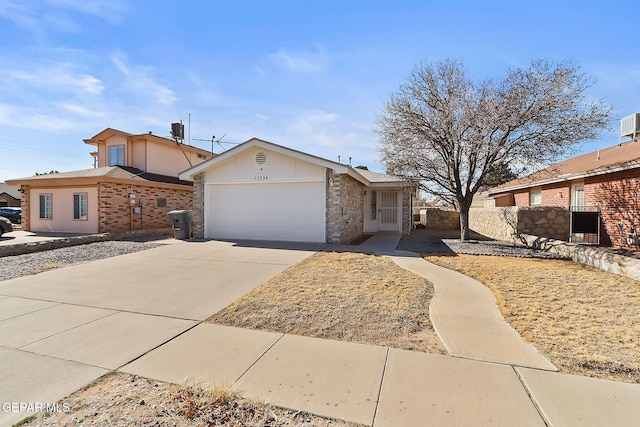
(0, 182), (21, 199)
(488, 140), (640, 195)
(179, 137), (409, 187)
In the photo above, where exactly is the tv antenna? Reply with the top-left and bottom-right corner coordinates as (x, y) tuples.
(193, 133), (239, 154)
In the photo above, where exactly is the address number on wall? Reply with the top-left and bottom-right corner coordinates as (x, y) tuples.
(255, 175), (269, 181)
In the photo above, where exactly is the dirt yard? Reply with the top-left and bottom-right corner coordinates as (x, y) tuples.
(17, 372), (359, 427)
(425, 254), (640, 383)
(209, 251), (446, 354)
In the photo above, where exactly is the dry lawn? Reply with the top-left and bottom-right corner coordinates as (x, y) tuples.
(209, 251), (446, 354)
(425, 254), (640, 383)
(17, 372), (359, 427)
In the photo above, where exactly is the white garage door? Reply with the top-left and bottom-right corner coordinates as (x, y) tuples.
(206, 181), (326, 242)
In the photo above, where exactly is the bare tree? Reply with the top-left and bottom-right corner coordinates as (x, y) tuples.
(376, 58), (613, 240)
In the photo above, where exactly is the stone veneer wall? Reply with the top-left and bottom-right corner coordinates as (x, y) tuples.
(402, 187), (412, 235)
(522, 234), (640, 281)
(192, 172), (205, 239)
(325, 170), (365, 244)
(469, 206), (570, 242)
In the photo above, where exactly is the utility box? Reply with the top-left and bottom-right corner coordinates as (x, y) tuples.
(168, 210), (193, 239)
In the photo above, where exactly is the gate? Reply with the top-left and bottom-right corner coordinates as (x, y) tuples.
(570, 206), (600, 244)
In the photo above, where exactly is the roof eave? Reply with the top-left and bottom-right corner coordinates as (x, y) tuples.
(180, 138), (350, 181)
(489, 161), (640, 195)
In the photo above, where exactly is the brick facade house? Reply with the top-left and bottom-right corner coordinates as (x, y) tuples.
(486, 139), (640, 247)
(180, 138), (413, 243)
(6, 128), (211, 234)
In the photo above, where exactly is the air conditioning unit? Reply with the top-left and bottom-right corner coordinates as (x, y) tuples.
(620, 113), (640, 138)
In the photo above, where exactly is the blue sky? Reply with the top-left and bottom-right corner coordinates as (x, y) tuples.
(0, 0), (637, 179)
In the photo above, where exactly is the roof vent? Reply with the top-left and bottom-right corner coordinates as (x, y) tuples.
(255, 152), (267, 165)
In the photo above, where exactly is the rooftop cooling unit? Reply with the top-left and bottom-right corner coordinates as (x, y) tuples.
(171, 122), (184, 141)
(620, 113), (640, 139)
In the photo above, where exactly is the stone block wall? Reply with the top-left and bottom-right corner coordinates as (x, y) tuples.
(469, 206), (570, 242)
(421, 207), (460, 230)
(97, 182), (193, 233)
(522, 234), (640, 281)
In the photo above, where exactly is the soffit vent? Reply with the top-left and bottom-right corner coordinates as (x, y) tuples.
(255, 152), (267, 165)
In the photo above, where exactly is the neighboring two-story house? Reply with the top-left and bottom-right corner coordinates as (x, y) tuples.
(7, 128), (212, 234)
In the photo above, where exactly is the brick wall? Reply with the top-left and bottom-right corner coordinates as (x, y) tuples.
(588, 170), (640, 247)
(97, 182), (193, 233)
(541, 183), (570, 208)
(20, 185), (30, 230)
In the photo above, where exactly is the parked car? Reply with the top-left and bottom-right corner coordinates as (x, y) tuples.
(0, 207), (21, 224)
(0, 216), (13, 237)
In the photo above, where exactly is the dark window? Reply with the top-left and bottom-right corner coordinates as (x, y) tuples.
(156, 198), (167, 208)
(39, 194), (52, 219)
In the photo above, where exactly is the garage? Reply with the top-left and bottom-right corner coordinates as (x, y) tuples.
(179, 138), (411, 244)
(205, 181), (326, 242)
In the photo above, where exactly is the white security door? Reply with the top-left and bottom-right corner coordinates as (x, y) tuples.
(379, 190), (399, 231)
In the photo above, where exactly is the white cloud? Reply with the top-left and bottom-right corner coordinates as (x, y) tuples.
(269, 45), (329, 73)
(0, 1), (41, 34)
(55, 102), (105, 118)
(0, 102), (76, 131)
(111, 54), (177, 105)
(2, 62), (104, 95)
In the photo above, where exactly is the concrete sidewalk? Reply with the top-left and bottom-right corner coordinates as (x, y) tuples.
(121, 323), (640, 427)
(391, 251), (557, 370)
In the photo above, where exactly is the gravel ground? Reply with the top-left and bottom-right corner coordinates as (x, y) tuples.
(0, 240), (163, 281)
(398, 229), (568, 259)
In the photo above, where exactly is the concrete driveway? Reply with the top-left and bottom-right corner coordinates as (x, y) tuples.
(0, 239), (322, 426)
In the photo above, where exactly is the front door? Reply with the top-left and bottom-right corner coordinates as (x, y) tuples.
(379, 190), (399, 231)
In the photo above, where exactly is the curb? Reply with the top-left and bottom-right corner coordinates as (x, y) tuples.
(0, 228), (172, 257)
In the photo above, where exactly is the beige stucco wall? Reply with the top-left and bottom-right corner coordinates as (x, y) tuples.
(97, 133), (207, 176)
(29, 186), (99, 233)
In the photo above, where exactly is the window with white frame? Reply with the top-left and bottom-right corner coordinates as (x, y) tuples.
(529, 188), (542, 206)
(108, 145), (124, 166)
(73, 193), (88, 220)
(39, 193), (52, 219)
